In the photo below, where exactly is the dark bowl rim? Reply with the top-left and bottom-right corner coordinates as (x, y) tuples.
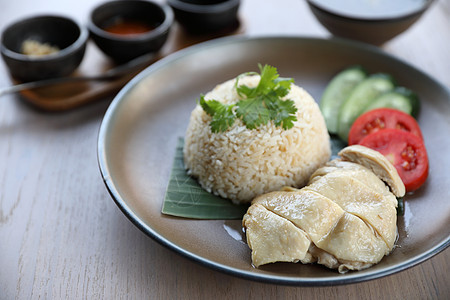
(167, 0), (240, 14)
(0, 14), (88, 62)
(88, 0), (174, 42)
(306, 0), (434, 23)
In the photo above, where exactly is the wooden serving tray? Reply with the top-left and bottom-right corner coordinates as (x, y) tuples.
(18, 21), (244, 111)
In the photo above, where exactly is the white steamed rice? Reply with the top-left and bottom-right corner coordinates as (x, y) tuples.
(183, 75), (331, 204)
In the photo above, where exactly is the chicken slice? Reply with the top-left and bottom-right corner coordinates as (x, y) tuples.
(338, 145), (405, 197)
(252, 189), (345, 245)
(305, 172), (397, 249)
(243, 204), (312, 267)
(309, 160), (397, 207)
(316, 213), (389, 266)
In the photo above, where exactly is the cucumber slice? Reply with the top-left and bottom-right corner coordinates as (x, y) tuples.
(320, 66), (367, 134)
(363, 87), (420, 118)
(337, 73), (395, 141)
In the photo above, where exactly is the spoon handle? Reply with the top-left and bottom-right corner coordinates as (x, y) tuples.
(0, 76), (105, 96)
(0, 53), (155, 96)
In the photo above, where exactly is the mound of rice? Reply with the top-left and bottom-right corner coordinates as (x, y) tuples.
(184, 75), (330, 204)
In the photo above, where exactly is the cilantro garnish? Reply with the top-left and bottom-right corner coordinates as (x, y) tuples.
(199, 96), (235, 132)
(199, 64), (297, 133)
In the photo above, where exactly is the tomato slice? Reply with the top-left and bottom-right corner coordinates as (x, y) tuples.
(359, 128), (428, 192)
(348, 108), (423, 145)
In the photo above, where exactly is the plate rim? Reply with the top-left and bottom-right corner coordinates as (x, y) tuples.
(97, 35), (450, 286)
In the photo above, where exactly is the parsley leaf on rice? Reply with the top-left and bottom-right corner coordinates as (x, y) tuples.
(199, 64), (297, 133)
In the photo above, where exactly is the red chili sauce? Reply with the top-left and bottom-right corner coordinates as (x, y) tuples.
(103, 18), (156, 36)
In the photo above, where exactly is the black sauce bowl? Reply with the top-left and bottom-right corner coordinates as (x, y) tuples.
(88, 0), (173, 62)
(1, 15), (88, 82)
(168, 0), (240, 34)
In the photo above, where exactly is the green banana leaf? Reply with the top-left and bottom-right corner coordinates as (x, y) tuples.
(162, 138), (249, 219)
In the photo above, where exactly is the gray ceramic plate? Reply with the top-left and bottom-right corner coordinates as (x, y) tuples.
(97, 36), (450, 286)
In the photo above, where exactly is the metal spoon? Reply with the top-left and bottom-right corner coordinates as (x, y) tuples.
(0, 53), (156, 96)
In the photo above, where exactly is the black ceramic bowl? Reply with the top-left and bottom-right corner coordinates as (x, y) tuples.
(1, 15), (88, 82)
(88, 0), (173, 62)
(306, 0), (434, 45)
(168, 0), (240, 34)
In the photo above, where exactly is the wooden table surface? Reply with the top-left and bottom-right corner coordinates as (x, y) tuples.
(1, 0), (449, 299)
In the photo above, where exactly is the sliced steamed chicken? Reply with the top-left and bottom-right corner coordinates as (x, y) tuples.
(242, 145), (405, 273)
